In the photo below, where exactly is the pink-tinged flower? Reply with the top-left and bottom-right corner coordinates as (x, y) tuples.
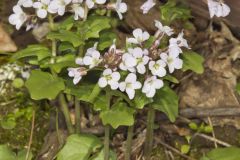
(154, 20), (174, 36)
(68, 67), (87, 84)
(168, 31), (190, 57)
(207, 0), (230, 18)
(140, 0), (156, 14)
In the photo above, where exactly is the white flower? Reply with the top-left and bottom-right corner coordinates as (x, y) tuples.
(127, 28), (150, 44)
(86, 0), (106, 9)
(128, 47), (149, 74)
(119, 52), (137, 72)
(33, 0), (51, 19)
(71, 0), (85, 20)
(169, 31), (189, 57)
(142, 76), (163, 98)
(119, 73), (142, 99)
(207, 0), (230, 18)
(154, 20), (174, 36)
(160, 52), (183, 73)
(9, 5), (28, 30)
(48, 0), (72, 16)
(83, 47), (102, 69)
(68, 67), (87, 84)
(140, 0), (156, 14)
(98, 69), (120, 90)
(18, 0), (33, 7)
(149, 60), (166, 77)
(112, 0), (127, 20)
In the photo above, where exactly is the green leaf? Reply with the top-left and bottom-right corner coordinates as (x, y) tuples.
(200, 157), (210, 160)
(93, 93), (109, 111)
(1, 116), (16, 130)
(100, 102), (135, 129)
(202, 147), (240, 160)
(11, 45), (51, 61)
(204, 126), (213, 133)
(58, 16), (75, 30)
(98, 30), (117, 51)
(58, 42), (76, 53)
(88, 84), (102, 103)
(182, 51), (204, 74)
(163, 75), (179, 84)
(65, 82), (101, 103)
(109, 90), (134, 107)
(47, 30), (83, 47)
(90, 149), (117, 160)
(0, 145), (16, 160)
(57, 134), (102, 160)
(160, 0), (191, 24)
(181, 145), (190, 154)
(144, 36), (155, 48)
(188, 122), (198, 130)
(12, 78), (24, 88)
(47, 54), (76, 73)
(17, 149), (33, 160)
(25, 70), (65, 100)
(152, 86), (179, 122)
(133, 90), (153, 109)
(236, 83), (240, 95)
(84, 16), (111, 40)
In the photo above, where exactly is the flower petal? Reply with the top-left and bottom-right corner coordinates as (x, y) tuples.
(83, 56), (93, 65)
(112, 72), (121, 81)
(119, 82), (126, 91)
(98, 77), (107, 88)
(73, 76), (82, 84)
(125, 73), (136, 83)
(103, 68), (112, 75)
(126, 88), (135, 99)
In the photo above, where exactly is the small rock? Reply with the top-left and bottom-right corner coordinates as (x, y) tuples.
(0, 24), (17, 52)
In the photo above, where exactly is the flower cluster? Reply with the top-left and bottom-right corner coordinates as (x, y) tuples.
(9, 0), (128, 30)
(0, 63), (30, 95)
(68, 20), (190, 99)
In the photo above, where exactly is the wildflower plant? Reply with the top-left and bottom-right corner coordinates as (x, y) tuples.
(8, 0), (230, 159)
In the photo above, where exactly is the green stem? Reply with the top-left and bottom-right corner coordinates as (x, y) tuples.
(75, 98), (81, 134)
(59, 94), (74, 134)
(125, 125), (134, 160)
(56, 107), (62, 145)
(48, 15), (74, 135)
(104, 92), (111, 160)
(144, 107), (155, 160)
(104, 125), (110, 160)
(48, 15), (57, 64)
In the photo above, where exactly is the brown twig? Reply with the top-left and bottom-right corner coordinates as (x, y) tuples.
(194, 133), (231, 147)
(26, 110), (35, 160)
(179, 107), (240, 118)
(207, 117), (218, 148)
